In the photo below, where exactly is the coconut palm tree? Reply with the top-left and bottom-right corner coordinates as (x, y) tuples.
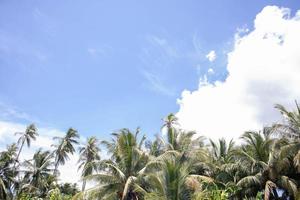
(77, 136), (100, 192)
(14, 124), (38, 168)
(0, 143), (18, 200)
(136, 150), (211, 200)
(162, 113), (179, 130)
(162, 113), (179, 149)
(21, 149), (54, 198)
(80, 128), (148, 200)
(237, 129), (274, 175)
(240, 129), (273, 163)
(162, 114), (203, 152)
(52, 128), (79, 175)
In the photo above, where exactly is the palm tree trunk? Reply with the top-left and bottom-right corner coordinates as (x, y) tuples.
(82, 180), (86, 192)
(168, 128), (175, 149)
(54, 161), (59, 176)
(12, 139), (24, 200)
(14, 139), (25, 169)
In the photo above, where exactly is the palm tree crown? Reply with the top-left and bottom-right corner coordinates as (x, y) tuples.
(78, 136), (100, 192)
(22, 149), (54, 198)
(80, 128), (148, 200)
(15, 124), (38, 167)
(52, 128), (79, 175)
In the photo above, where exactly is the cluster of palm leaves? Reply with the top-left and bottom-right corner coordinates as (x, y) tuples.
(0, 127), (80, 199)
(1, 102), (300, 200)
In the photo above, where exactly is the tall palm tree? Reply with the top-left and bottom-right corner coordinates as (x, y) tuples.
(22, 149), (54, 198)
(137, 150), (211, 200)
(80, 128), (148, 200)
(77, 136), (100, 192)
(162, 114), (179, 149)
(237, 128), (274, 175)
(0, 143), (18, 200)
(14, 124), (38, 168)
(52, 128), (79, 175)
(162, 114), (202, 152)
(240, 129), (273, 163)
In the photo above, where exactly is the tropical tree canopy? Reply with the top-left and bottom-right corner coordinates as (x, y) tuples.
(1, 101), (300, 200)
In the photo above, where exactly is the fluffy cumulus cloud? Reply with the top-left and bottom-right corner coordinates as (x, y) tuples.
(206, 50), (216, 62)
(176, 6), (300, 140)
(0, 121), (81, 184)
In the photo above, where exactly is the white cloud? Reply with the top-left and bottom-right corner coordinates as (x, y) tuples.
(176, 6), (300, 141)
(140, 35), (180, 96)
(206, 50), (216, 62)
(146, 35), (178, 58)
(207, 68), (214, 74)
(0, 102), (39, 123)
(0, 121), (81, 184)
(141, 70), (175, 96)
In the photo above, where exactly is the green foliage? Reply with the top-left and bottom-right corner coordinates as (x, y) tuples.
(191, 181), (240, 200)
(18, 193), (40, 200)
(58, 183), (79, 196)
(47, 187), (73, 200)
(1, 101), (300, 200)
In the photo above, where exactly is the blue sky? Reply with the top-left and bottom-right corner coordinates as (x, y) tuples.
(0, 0), (299, 140)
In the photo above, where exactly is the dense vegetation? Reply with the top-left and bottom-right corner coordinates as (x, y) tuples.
(1, 102), (300, 199)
